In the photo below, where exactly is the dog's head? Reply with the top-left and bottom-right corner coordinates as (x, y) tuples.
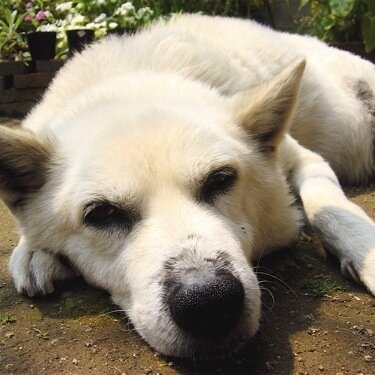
(0, 61), (304, 359)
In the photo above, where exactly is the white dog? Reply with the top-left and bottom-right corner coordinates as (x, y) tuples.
(1, 14), (375, 359)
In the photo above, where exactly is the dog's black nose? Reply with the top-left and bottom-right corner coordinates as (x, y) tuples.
(167, 271), (244, 340)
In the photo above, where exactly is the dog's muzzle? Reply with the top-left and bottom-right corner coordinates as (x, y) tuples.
(165, 269), (245, 340)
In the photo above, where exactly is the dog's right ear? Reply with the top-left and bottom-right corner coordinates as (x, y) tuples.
(0, 126), (52, 211)
(231, 59), (305, 152)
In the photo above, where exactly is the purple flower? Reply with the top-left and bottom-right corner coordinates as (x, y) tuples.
(24, 14), (32, 21)
(35, 10), (46, 20)
(25, 2), (32, 9)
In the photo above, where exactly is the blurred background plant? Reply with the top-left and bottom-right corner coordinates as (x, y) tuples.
(1, 0), (374, 62)
(143, 0), (269, 20)
(298, 0), (375, 52)
(0, 9), (29, 61)
(0, 0), (158, 61)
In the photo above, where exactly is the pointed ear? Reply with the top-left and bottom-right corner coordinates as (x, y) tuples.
(232, 59), (305, 152)
(0, 126), (52, 210)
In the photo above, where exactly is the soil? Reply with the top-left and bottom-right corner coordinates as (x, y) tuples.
(0, 118), (374, 375)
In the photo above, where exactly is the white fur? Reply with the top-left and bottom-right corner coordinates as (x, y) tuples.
(2, 14), (375, 358)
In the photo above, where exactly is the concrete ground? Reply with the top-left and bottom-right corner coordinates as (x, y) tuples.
(0, 118), (374, 375)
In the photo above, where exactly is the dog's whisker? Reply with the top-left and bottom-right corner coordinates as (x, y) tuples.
(103, 309), (127, 316)
(258, 280), (277, 286)
(255, 271), (298, 297)
(259, 286), (275, 309)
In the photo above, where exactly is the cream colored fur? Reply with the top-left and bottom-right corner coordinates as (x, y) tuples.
(1, 14), (375, 358)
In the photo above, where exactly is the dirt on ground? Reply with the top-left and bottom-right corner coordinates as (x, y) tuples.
(0, 118), (374, 375)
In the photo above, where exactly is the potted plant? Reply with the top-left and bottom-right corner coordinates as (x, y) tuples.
(54, 3), (94, 55)
(21, 2), (60, 60)
(298, 0), (375, 61)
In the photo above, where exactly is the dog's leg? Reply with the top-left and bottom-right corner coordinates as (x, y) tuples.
(9, 236), (77, 297)
(281, 135), (375, 295)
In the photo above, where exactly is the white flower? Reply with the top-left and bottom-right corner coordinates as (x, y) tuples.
(86, 21), (106, 30)
(94, 13), (107, 23)
(55, 19), (66, 28)
(139, 7), (152, 15)
(123, 2), (135, 12)
(37, 24), (58, 32)
(115, 2), (135, 16)
(108, 22), (118, 29)
(56, 2), (73, 12)
(70, 13), (86, 26)
(137, 7), (153, 19)
(96, 0), (106, 5)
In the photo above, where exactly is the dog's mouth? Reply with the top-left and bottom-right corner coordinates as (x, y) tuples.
(123, 249), (260, 360)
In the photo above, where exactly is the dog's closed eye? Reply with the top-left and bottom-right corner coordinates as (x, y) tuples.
(198, 166), (238, 203)
(83, 201), (139, 231)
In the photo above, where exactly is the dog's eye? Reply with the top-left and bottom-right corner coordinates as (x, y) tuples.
(83, 202), (137, 230)
(199, 166), (237, 203)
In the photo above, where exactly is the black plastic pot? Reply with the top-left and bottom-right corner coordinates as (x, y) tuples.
(66, 29), (95, 55)
(107, 27), (136, 36)
(26, 31), (56, 60)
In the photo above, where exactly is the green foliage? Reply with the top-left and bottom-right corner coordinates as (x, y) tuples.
(302, 277), (342, 297)
(0, 0), (270, 61)
(0, 313), (16, 324)
(299, 0), (375, 52)
(32, 327), (49, 339)
(362, 3), (375, 52)
(0, 1), (157, 61)
(141, 0), (266, 18)
(0, 9), (29, 61)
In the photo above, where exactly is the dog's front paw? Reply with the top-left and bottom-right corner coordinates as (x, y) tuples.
(340, 250), (375, 296)
(359, 250), (375, 296)
(9, 239), (77, 297)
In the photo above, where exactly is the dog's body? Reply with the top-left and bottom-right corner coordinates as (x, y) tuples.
(1, 14), (375, 358)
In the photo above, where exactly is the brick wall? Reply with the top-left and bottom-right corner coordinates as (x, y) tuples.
(0, 60), (65, 117)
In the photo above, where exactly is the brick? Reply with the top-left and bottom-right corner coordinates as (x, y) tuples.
(36, 59), (65, 73)
(14, 73), (54, 89)
(0, 88), (45, 104)
(0, 75), (14, 90)
(0, 61), (27, 75)
(0, 101), (35, 117)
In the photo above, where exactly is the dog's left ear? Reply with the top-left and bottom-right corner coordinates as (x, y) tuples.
(0, 126), (52, 211)
(231, 59), (305, 152)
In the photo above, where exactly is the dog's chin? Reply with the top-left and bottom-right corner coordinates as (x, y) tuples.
(133, 313), (257, 361)
(172, 331), (252, 362)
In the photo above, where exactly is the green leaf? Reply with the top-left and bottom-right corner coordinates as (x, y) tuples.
(4, 9), (12, 25)
(329, 0), (355, 18)
(15, 13), (23, 30)
(300, 0), (311, 7)
(362, 13), (375, 53)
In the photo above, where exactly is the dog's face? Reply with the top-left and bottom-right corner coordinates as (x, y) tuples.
(0, 61), (304, 359)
